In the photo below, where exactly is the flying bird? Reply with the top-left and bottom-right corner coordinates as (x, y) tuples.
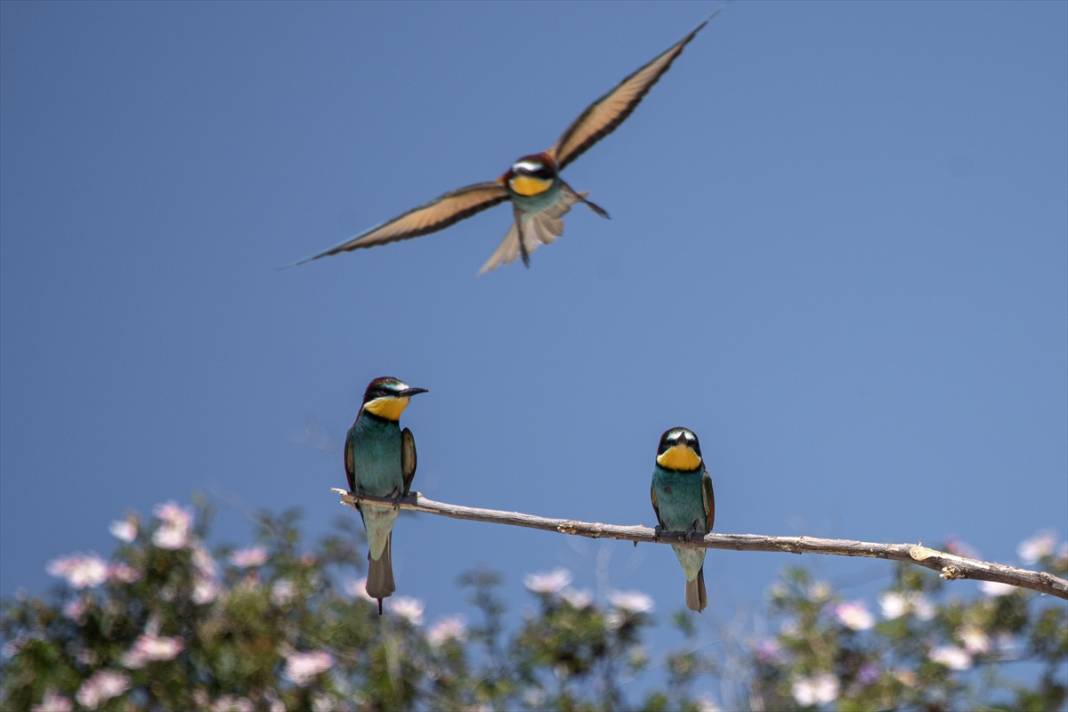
(345, 376), (428, 613)
(298, 18), (711, 274)
(650, 427), (715, 612)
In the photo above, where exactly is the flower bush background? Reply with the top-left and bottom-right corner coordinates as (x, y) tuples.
(2, 500), (1065, 711)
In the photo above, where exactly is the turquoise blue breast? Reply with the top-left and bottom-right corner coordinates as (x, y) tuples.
(651, 465), (706, 532)
(350, 414), (403, 497)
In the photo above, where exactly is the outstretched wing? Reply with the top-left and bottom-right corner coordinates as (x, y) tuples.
(547, 18), (710, 171)
(297, 181), (509, 265)
(701, 469), (715, 533)
(650, 483), (665, 529)
(401, 427), (417, 496)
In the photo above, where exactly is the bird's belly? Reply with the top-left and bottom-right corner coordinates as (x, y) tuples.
(510, 182), (562, 213)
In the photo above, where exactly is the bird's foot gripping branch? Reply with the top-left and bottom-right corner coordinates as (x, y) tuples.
(332, 489), (1068, 601)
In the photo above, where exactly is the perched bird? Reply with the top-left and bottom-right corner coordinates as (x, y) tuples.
(299, 17), (712, 274)
(650, 427), (715, 612)
(345, 376), (428, 613)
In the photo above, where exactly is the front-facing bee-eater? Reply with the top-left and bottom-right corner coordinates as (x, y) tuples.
(345, 376), (428, 613)
(650, 427), (715, 612)
(298, 17), (712, 274)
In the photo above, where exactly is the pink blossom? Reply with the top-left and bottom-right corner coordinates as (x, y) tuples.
(121, 633), (184, 668)
(389, 596), (425, 625)
(32, 691), (72, 712)
(427, 615), (467, 646)
(192, 578), (219, 605)
(960, 626), (991, 655)
(608, 590), (655, 614)
(108, 562), (140, 584)
(791, 674), (839, 706)
(754, 639), (784, 664)
(834, 601), (875, 631)
(1017, 531), (1057, 564)
(75, 670), (129, 709)
(929, 645), (971, 671)
(230, 546), (268, 568)
(212, 696), (254, 712)
(63, 597), (89, 624)
(152, 501), (193, 550)
(523, 568), (572, 594)
(979, 581), (1016, 597)
(878, 591), (935, 620)
(344, 577), (376, 603)
(271, 579), (296, 606)
(561, 588), (593, 609)
(192, 545), (217, 578)
(283, 650), (333, 686)
(944, 537), (980, 559)
(47, 554), (108, 589)
(108, 519), (137, 543)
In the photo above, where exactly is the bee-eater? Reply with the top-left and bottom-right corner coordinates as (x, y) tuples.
(650, 427), (715, 612)
(298, 17), (712, 274)
(345, 376), (428, 613)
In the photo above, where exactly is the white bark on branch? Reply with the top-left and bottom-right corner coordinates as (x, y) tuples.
(331, 489), (1068, 600)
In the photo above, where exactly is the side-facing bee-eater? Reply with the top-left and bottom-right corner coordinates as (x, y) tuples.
(650, 427), (715, 612)
(299, 17), (712, 274)
(345, 376), (428, 613)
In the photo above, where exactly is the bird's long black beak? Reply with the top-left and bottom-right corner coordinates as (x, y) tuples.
(400, 387), (429, 397)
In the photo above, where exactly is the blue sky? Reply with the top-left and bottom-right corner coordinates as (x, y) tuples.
(2, 0), (1065, 661)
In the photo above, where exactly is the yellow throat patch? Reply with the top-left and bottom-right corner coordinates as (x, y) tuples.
(656, 444), (702, 471)
(509, 174), (553, 197)
(363, 396), (410, 421)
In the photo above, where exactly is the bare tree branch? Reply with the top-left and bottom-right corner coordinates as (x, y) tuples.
(332, 489), (1068, 600)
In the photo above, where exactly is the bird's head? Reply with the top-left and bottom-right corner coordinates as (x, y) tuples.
(361, 376), (428, 421)
(504, 153), (558, 197)
(656, 427), (703, 471)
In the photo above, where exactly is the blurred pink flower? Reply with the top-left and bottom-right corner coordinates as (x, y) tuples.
(75, 670), (129, 709)
(283, 650), (333, 686)
(47, 554), (108, 589)
(523, 568), (572, 594)
(108, 562), (140, 584)
(63, 597), (89, 624)
(121, 633), (184, 669)
(192, 578), (219, 605)
(108, 519), (137, 543)
(389, 596), (425, 625)
(753, 639), (783, 664)
(561, 588), (593, 609)
(608, 590), (654, 614)
(834, 600), (875, 631)
(807, 581), (832, 601)
(929, 645), (971, 671)
(32, 691), (72, 712)
(1017, 531), (1056, 564)
(344, 577), (376, 603)
(878, 591), (934, 621)
(152, 501), (193, 550)
(427, 615), (468, 646)
(959, 626), (991, 655)
(192, 545), (217, 578)
(230, 546), (268, 568)
(271, 579), (296, 606)
(791, 674), (839, 706)
(695, 696), (720, 712)
(979, 581), (1016, 597)
(212, 696), (254, 712)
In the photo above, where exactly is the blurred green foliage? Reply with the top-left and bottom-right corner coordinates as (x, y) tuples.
(2, 501), (1065, 711)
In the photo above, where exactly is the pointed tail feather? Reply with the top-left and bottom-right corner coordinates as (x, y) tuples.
(685, 566), (707, 612)
(366, 533), (395, 614)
